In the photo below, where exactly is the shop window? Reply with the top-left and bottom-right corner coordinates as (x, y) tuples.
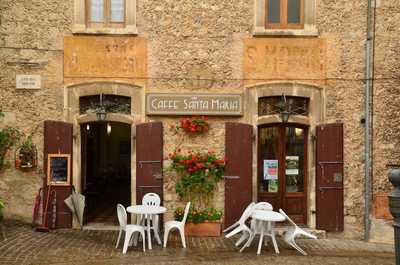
(258, 96), (309, 116)
(73, 0), (137, 34)
(254, 0), (317, 36)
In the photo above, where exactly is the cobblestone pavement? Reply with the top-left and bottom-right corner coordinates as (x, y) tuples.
(0, 220), (395, 265)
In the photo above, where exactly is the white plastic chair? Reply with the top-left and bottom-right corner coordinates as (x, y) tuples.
(223, 202), (255, 233)
(163, 202), (191, 248)
(140, 193), (162, 245)
(279, 209), (317, 255)
(115, 204), (146, 254)
(250, 202), (273, 236)
(225, 203), (255, 251)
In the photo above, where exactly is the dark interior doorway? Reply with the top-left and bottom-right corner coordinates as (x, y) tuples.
(81, 122), (131, 225)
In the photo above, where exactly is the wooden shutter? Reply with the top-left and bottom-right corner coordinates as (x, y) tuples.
(43, 121), (73, 228)
(316, 123), (344, 231)
(136, 122), (163, 204)
(224, 122), (253, 228)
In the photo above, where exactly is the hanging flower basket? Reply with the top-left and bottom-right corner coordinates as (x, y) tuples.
(170, 116), (210, 135)
(15, 136), (37, 169)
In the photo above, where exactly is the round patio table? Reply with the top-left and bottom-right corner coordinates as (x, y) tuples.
(251, 210), (285, 255)
(126, 205), (167, 250)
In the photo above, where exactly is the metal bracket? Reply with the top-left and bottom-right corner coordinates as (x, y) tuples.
(138, 160), (161, 168)
(138, 185), (162, 189)
(223, 176), (240, 180)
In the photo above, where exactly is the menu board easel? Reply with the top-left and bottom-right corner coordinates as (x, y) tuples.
(47, 154), (71, 186)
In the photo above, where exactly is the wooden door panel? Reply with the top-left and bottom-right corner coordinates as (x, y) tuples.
(136, 122), (163, 204)
(43, 120), (73, 229)
(224, 122), (253, 228)
(316, 123), (344, 231)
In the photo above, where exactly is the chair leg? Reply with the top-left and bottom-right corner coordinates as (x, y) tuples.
(153, 216), (162, 245)
(123, 230), (134, 254)
(225, 226), (242, 238)
(141, 230), (146, 252)
(239, 231), (252, 253)
(115, 230), (122, 248)
(290, 240), (307, 256)
(235, 232), (248, 247)
(163, 227), (171, 248)
(223, 222), (238, 233)
(179, 227), (186, 248)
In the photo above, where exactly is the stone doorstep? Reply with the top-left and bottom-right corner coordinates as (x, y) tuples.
(82, 222), (327, 239)
(274, 226), (326, 239)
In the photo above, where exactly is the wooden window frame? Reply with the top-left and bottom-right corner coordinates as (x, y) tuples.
(86, 0), (126, 28)
(265, 0), (304, 29)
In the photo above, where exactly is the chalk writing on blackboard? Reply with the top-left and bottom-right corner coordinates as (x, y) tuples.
(47, 154), (71, 186)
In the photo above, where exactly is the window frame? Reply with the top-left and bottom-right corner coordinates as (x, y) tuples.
(73, 0), (137, 35)
(86, 0), (126, 29)
(254, 0), (317, 36)
(265, 0), (304, 30)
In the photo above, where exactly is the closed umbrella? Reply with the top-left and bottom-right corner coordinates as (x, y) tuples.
(64, 186), (85, 228)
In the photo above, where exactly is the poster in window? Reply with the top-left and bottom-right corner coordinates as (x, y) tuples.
(268, 180), (279, 192)
(285, 156), (299, 175)
(47, 154), (71, 186)
(263, 160), (278, 180)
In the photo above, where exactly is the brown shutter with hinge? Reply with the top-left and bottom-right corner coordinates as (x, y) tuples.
(224, 122), (253, 228)
(43, 120), (73, 228)
(136, 122), (163, 204)
(316, 123), (344, 231)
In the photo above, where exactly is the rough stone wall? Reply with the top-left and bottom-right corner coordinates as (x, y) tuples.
(0, 0), (72, 219)
(0, 0), (398, 243)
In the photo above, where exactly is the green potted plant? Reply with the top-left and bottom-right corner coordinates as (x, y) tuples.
(169, 150), (225, 236)
(15, 135), (37, 169)
(0, 117), (20, 170)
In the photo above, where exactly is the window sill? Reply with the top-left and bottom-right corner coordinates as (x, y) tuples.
(72, 25), (138, 35)
(253, 27), (318, 37)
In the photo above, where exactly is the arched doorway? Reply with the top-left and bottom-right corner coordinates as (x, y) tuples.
(81, 121), (131, 225)
(258, 123), (308, 224)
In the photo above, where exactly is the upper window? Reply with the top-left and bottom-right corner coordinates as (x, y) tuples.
(254, 0), (317, 36)
(73, 0), (137, 34)
(266, 0), (304, 29)
(87, 0), (125, 28)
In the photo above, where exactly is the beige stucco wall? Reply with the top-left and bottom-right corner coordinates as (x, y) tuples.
(0, 0), (398, 242)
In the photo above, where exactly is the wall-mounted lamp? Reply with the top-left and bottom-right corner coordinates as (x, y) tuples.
(96, 93), (107, 121)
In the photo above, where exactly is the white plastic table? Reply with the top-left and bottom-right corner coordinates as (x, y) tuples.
(251, 210), (285, 255)
(126, 205), (167, 250)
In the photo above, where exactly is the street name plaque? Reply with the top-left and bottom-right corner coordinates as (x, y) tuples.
(146, 93), (243, 116)
(16, 75), (41, 89)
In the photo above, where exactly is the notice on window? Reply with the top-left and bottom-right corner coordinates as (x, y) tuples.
(285, 156), (299, 175)
(264, 160), (278, 180)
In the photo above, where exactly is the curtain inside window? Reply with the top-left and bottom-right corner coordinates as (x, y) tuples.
(90, 0), (104, 22)
(110, 0), (124, 22)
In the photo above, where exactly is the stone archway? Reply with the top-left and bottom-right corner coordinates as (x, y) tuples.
(245, 82), (324, 229)
(64, 82), (145, 223)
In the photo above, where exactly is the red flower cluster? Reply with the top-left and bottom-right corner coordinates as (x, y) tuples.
(169, 150), (225, 175)
(170, 116), (210, 135)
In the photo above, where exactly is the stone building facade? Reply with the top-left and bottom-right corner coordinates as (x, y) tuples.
(0, 0), (399, 243)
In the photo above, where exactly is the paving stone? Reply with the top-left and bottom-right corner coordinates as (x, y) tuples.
(0, 220), (395, 265)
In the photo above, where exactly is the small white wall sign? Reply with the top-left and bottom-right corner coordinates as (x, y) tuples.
(16, 75), (41, 89)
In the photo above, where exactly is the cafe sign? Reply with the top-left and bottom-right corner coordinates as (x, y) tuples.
(146, 93), (243, 116)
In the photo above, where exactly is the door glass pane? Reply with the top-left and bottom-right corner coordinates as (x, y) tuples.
(287, 0), (301, 24)
(110, 0), (124, 22)
(285, 127), (305, 192)
(259, 127), (280, 193)
(90, 0), (104, 22)
(268, 0), (281, 24)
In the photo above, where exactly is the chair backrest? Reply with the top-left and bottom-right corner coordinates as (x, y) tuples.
(254, 202), (273, 211)
(238, 202), (256, 225)
(181, 202), (191, 224)
(279, 208), (297, 227)
(142, 193), (161, 206)
(117, 204), (127, 227)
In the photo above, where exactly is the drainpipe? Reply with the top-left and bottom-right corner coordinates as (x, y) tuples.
(364, 0), (376, 241)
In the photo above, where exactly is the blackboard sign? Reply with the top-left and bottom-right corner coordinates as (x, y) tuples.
(47, 154), (71, 186)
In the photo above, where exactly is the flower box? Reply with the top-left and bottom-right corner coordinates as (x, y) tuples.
(185, 220), (222, 237)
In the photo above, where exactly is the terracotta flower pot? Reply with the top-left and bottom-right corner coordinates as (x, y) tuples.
(185, 220), (222, 237)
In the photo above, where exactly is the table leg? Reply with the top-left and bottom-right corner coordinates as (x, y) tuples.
(257, 221), (265, 255)
(147, 214), (152, 250)
(270, 222), (279, 254)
